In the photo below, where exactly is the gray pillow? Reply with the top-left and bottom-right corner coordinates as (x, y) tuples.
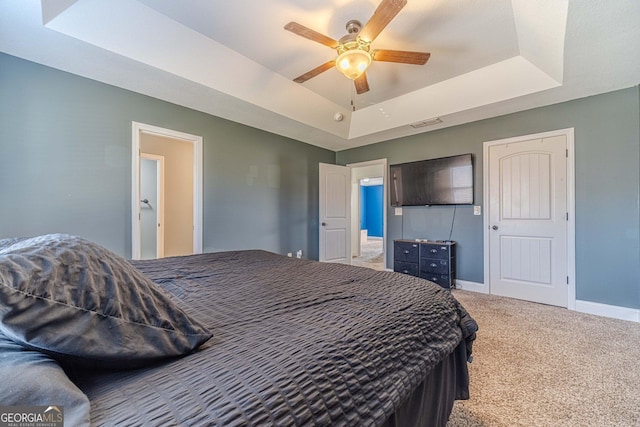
(0, 234), (212, 369)
(0, 332), (91, 426)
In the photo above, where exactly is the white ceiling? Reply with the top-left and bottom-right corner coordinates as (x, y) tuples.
(1, 0), (638, 151)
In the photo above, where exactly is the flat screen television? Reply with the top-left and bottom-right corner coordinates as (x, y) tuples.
(390, 154), (474, 206)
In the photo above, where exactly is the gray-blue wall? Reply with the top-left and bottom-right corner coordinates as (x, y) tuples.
(2, 52), (638, 310)
(337, 87), (640, 310)
(0, 53), (335, 260)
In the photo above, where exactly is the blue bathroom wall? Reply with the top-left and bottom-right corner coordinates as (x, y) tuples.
(361, 185), (383, 237)
(360, 186), (367, 230)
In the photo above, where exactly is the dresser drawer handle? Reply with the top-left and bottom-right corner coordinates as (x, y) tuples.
(430, 248), (437, 254)
(403, 270), (409, 274)
(430, 263), (438, 268)
(431, 277), (438, 281)
(404, 250), (410, 254)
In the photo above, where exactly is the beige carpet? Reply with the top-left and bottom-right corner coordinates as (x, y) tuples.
(352, 238), (385, 270)
(447, 290), (640, 426)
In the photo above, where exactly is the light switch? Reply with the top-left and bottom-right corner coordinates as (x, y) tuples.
(395, 207), (403, 216)
(473, 205), (482, 216)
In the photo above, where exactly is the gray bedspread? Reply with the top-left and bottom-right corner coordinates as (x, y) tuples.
(73, 250), (475, 426)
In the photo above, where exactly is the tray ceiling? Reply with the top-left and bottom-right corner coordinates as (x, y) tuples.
(1, 0), (639, 151)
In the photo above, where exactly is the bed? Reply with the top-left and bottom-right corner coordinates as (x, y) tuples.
(0, 234), (477, 427)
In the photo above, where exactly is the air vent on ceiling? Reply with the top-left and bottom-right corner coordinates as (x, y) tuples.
(410, 117), (443, 128)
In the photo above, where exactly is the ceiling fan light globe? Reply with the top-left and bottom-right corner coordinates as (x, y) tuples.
(336, 49), (371, 80)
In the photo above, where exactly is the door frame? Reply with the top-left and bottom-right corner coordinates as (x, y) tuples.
(347, 159), (388, 270)
(131, 122), (203, 260)
(140, 153), (165, 259)
(482, 128), (576, 309)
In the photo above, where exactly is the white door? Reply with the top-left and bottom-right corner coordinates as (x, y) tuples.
(488, 134), (568, 307)
(319, 163), (351, 263)
(140, 154), (164, 259)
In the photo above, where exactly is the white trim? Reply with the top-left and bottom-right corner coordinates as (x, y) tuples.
(483, 128), (576, 309)
(455, 279), (489, 294)
(454, 285), (639, 323)
(193, 136), (203, 255)
(132, 125), (140, 259)
(140, 153), (165, 258)
(482, 141), (490, 298)
(575, 300), (640, 323)
(132, 122), (203, 260)
(352, 182), (361, 257)
(347, 158), (388, 270)
(565, 129), (576, 310)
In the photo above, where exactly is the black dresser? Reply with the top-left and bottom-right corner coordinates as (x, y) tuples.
(393, 239), (456, 289)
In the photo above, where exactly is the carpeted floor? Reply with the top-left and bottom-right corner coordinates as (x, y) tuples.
(447, 290), (640, 426)
(352, 238), (385, 270)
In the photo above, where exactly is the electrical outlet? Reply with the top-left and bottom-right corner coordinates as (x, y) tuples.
(473, 205), (482, 216)
(296, 250), (303, 259)
(287, 252), (292, 257)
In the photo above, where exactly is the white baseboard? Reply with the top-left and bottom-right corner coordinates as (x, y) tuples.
(455, 279), (488, 294)
(575, 300), (640, 323)
(453, 282), (639, 323)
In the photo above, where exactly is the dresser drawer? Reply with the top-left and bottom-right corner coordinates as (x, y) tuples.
(420, 258), (451, 275)
(394, 261), (419, 277)
(421, 274), (453, 289)
(394, 240), (456, 289)
(420, 243), (454, 260)
(394, 241), (420, 263)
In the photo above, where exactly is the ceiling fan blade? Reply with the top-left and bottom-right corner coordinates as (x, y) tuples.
(293, 60), (336, 83)
(284, 22), (340, 49)
(359, 0), (407, 43)
(372, 49), (430, 65)
(354, 73), (370, 94)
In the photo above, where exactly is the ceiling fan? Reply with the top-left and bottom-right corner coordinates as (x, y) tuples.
(284, 0), (430, 95)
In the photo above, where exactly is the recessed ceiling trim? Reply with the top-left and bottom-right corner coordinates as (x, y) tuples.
(349, 56), (561, 139)
(41, 0), (79, 24)
(3, 0), (637, 151)
(44, 0), (352, 139)
(42, 0), (566, 142)
(512, 0), (568, 82)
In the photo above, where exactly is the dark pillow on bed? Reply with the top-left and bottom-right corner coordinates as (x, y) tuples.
(0, 234), (212, 369)
(0, 332), (91, 426)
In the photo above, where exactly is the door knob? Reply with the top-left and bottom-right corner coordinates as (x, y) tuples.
(492, 225), (499, 230)
(322, 222), (327, 226)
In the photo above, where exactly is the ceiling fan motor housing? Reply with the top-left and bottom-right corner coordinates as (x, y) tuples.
(285, 0), (429, 93)
(335, 20), (372, 79)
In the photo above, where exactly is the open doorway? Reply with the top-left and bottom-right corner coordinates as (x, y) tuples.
(131, 122), (203, 260)
(349, 159), (387, 270)
(353, 177), (384, 269)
